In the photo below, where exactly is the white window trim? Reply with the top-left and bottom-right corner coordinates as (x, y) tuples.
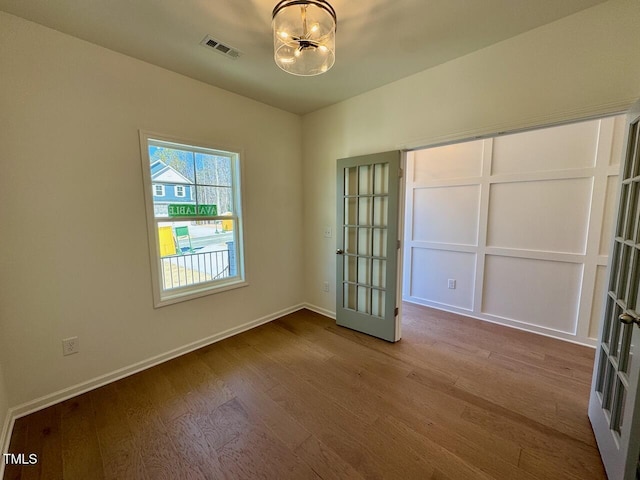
(139, 130), (248, 307)
(154, 184), (165, 196)
(175, 185), (186, 198)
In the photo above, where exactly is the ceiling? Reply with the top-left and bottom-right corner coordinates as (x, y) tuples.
(0, 0), (608, 115)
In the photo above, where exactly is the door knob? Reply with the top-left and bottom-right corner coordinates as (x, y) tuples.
(336, 249), (344, 254)
(619, 313), (640, 326)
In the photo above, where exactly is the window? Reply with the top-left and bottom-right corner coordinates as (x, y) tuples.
(140, 132), (246, 307)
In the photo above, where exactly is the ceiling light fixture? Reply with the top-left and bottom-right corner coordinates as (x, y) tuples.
(272, 0), (337, 76)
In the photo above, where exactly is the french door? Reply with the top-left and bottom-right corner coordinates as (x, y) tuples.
(589, 101), (640, 480)
(335, 151), (402, 342)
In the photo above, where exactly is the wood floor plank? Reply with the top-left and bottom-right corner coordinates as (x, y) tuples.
(90, 384), (146, 480)
(168, 355), (236, 422)
(486, 351), (591, 393)
(3, 306), (604, 480)
(280, 308), (599, 475)
(377, 414), (496, 480)
(250, 329), (382, 426)
(197, 343), (312, 451)
(324, 354), (525, 475)
(216, 425), (320, 480)
(461, 401), (605, 479)
(253, 320), (335, 362)
(401, 340), (595, 446)
(519, 446), (606, 480)
(163, 413), (225, 480)
(453, 372), (596, 447)
(226, 337), (401, 479)
(247, 347), (437, 480)
(202, 397), (253, 452)
(274, 316), (421, 380)
(293, 434), (365, 480)
(543, 352), (595, 381)
(404, 303), (594, 364)
(115, 375), (204, 480)
(60, 394), (104, 480)
(3, 417), (28, 480)
(22, 405), (63, 480)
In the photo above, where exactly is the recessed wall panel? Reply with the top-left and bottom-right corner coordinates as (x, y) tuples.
(413, 140), (484, 182)
(410, 248), (475, 310)
(413, 185), (480, 245)
(482, 255), (582, 334)
(610, 115), (626, 166)
(589, 265), (608, 340)
(492, 120), (599, 175)
(600, 175), (619, 256)
(487, 178), (592, 254)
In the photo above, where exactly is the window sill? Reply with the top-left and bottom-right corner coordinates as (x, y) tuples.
(153, 279), (249, 308)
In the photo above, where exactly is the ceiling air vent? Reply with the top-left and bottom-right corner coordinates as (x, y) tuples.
(200, 35), (241, 59)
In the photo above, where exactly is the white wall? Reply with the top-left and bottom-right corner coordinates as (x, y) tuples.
(302, 0), (640, 318)
(0, 12), (303, 410)
(404, 117), (624, 345)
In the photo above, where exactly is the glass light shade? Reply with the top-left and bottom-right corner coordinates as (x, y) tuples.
(272, 0), (336, 76)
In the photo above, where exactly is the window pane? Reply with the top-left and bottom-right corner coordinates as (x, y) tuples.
(344, 227), (357, 254)
(344, 197), (357, 225)
(196, 186), (233, 213)
(373, 196), (388, 226)
(344, 255), (357, 283)
(371, 288), (385, 317)
(372, 259), (386, 288)
(344, 283), (356, 310)
(157, 220), (237, 291)
(357, 286), (370, 313)
(358, 165), (373, 195)
(374, 163), (389, 195)
(345, 167), (358, 196)
(149, 146), (196, 218)
(195, 153), (232, 187)
(372, 228), (387, 258)
(155, 203), (170, 218)
(149, 146), (195, 182)
(358, 197), (372, 225)
(358, 257), (371, 285)
(358, 228), (372, 256)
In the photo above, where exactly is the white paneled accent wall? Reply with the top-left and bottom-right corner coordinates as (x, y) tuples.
(403, 116), (625, 346)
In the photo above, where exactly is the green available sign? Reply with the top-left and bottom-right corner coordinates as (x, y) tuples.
(168, 204), (218, 217)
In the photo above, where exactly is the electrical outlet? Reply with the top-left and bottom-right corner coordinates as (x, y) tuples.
(62, 336), (79, 356)
(323, 281), (330, 292)
(448, 279), (456, 289)
(323, 226), (332, 238)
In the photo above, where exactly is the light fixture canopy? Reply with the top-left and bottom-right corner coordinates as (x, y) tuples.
(272, 0), (337, 76)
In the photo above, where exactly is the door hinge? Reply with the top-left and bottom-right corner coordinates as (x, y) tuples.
(398, 168), (403, 178)
(394, 307), (399, 317)
(397, 240), (401, 249)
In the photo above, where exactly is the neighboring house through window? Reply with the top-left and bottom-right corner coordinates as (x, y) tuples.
(140, 132), (246, 307)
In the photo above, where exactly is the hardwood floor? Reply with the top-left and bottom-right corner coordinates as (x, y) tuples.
(3, 304), (606, 479)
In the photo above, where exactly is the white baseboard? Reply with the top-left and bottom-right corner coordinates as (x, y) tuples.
(0, 303), (306, 472)
(303, 303), (336, 319)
